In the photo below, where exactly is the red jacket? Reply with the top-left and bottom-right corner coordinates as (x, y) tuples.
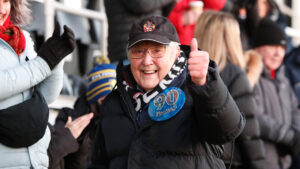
(203, 0), (226, 11)
(168, 0), (226, 45)
(168, 0), (196, 45)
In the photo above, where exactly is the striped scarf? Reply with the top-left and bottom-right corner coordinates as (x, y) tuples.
(122, 52), (187, 112)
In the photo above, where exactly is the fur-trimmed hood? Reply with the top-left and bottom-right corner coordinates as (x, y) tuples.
(244, 50), (263, 88)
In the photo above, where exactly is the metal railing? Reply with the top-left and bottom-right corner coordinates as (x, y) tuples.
(275, 0), (300, 45)
(29, 0), (300, 51)
(30, 0), (108, 57)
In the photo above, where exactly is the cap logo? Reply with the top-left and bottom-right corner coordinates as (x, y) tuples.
(143, 21), (155, 32)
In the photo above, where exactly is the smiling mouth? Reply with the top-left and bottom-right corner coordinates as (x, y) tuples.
(143, 70), (157, 74)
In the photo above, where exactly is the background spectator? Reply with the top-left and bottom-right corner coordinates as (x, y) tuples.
(231, 0), (293, 52)
(0, 0), (75, 168)
(48, 57), (116, 169)
(253, 18), (300, 169)
(168, 0), (229, 45)
(168, 0), (203, 45)
(194, 10), (265, 169)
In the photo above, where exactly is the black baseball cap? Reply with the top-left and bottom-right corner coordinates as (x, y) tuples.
(128, 16), (180, 48)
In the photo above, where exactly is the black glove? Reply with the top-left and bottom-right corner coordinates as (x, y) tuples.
(38, 22), (75, 70)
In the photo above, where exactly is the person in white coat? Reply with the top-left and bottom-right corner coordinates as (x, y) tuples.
(0, 0), (75, 168)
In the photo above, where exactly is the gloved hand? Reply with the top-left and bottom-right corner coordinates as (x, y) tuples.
(38, 22), (75, 70)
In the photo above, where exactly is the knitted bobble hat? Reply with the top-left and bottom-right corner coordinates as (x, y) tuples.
(86, 63), (116, 104)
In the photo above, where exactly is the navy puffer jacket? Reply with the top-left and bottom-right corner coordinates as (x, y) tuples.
(88, 47), (245, 169)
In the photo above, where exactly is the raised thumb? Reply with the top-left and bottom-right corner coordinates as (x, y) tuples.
(190, 38), (198, 52)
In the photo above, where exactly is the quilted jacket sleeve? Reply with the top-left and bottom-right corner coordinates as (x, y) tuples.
(188, 61), (246, 144)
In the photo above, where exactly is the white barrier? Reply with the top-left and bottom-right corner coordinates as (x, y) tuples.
(275, 0), (300, 45)
(30, 0), (108, 57)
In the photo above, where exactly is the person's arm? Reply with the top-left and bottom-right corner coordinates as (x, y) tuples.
(120, 0), (176, 14)
(253, 84), (300, 155)
(0, 25), (74, 103)
(239, 116), (266, 169)
(290, 88), (300, 131)
(22, 31), (64, 104)
(48, 123), (79, 169)
(285, 85), (300, 155)
(189, 61), (245, 144)
(48, 111), (93, 169)
(226, 70), (265, 169)
(32, 24), (75, 104)
(187, 39), (245, 144)
(36, 60), (64, 104)
(0, 56), (51, 101)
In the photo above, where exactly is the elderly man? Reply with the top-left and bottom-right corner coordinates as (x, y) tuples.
(88, 15), (245, 169)
(252, 18), (300, 169)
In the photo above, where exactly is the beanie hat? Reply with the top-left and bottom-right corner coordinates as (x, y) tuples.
(128, 16), (179, 48)
(86, 64), (116, 104)
(253, 18), (287, 48)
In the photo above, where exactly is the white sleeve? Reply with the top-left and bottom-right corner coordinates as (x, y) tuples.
(24, 31), (65, 104)
(37, 60), (65, 104)
(0, 31), (64, 104)
(0, 56), (51, 101)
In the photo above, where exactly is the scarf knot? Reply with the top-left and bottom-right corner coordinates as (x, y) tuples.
(0, 17), (26, 56)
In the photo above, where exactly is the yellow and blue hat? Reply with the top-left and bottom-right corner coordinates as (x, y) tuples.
(86, 64), (116, 104)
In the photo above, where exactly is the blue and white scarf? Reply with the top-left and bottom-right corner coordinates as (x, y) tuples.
(121, 52), (187, 114)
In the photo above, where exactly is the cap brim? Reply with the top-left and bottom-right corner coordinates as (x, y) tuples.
(128, 33), (170, 48)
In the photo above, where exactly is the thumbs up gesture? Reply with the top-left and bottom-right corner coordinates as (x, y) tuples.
(188, 38), (209, 86)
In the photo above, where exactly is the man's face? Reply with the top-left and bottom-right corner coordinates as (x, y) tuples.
(255, 45), (285, 70)
(128, 41), (179, 92)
